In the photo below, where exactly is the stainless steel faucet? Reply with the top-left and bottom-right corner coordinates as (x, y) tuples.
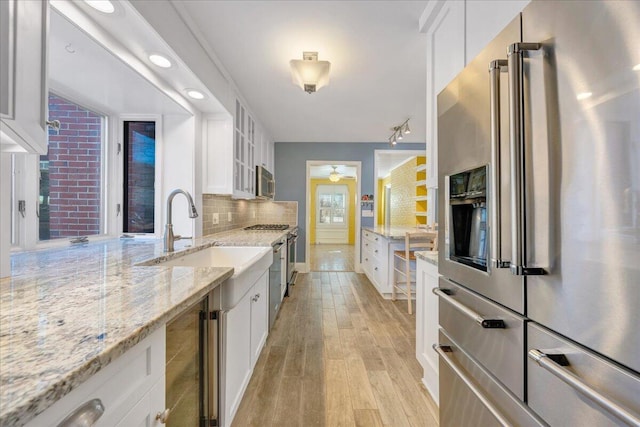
(164, 189), (198, 252)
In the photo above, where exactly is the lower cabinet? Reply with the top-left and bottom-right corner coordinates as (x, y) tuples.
(25, 327), (166, 427)
(222, 270), (269, 426)
(361, 229), (404, 297)
(416, 257), (440, 404)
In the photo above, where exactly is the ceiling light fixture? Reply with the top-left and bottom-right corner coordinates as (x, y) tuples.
(186, 89), (205, 100)
(633, 63), (640, 71)
(329, 166), (341, 183)
(388, 119), (411, 147)
(149, 54), (172, 68)
(84, 0), (115, 14)
(290, 51), (331, 94)
(576, 91), (592, 101)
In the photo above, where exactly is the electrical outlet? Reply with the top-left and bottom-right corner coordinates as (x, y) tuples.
(228, 212), (232, 222)
(212, 213), (219, 225)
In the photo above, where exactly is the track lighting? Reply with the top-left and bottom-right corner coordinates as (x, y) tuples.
(388, 119), (410, 147)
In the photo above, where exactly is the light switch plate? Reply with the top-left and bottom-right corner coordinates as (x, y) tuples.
(212, 213), (219, 225)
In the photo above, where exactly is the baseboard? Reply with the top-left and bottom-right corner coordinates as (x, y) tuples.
(295, 262), (308, 273)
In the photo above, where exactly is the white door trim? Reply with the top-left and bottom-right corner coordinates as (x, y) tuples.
(306, 160), (362, 273)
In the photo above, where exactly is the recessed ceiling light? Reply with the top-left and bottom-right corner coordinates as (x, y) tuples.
(576, 92), (592, 101)
(149, 54), (172, 68)
(633, 63), (640, 71)
(186, 90), (205, 100)
(84, 0), (115, 14)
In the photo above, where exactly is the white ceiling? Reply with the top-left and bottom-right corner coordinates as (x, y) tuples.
(310, 164), (358, 179)
(177, 0), (428, 143)
(49, 9), (189, 116)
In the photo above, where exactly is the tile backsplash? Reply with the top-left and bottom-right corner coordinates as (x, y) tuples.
(202, 195), (297, 236)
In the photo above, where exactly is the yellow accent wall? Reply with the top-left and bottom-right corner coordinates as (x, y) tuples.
(390, 157), (419, 226)
(309, 178), (356, 244)
(377, 175), (391, 225)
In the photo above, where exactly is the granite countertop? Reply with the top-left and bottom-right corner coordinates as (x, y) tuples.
(0, 227), (291, 426)
(362, 225), (437, 240)
(416, 250), (439, 266)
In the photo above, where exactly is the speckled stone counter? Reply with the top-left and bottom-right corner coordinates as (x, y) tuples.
(362, 225), (430, 240)
(416, 250), (438, 266)
(0, 227), (291, 426)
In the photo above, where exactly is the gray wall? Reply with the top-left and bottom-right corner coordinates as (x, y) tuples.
(274, 142), (422, 262)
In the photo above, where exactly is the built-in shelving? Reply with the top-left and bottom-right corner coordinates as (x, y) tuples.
(416, 156), (427, 225)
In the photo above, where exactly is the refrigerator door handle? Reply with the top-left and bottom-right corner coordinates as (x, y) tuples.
(434, 344), (512, 427)
(507, 42), (546, 276)
(489, 59), (510, 269)
(528, 349), (640, 426)
(433, 288), (506, 328)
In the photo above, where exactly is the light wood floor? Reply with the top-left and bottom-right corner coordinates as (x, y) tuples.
(309, 244), (355, 272)
(232, 272), (439, 427)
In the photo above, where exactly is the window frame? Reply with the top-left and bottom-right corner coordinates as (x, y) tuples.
(316, 184), (349, 228)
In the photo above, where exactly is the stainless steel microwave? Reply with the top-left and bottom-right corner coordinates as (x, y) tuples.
(256, 165), (275, 199)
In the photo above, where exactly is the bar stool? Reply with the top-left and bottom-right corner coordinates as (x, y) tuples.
(392, 230), (438, 314)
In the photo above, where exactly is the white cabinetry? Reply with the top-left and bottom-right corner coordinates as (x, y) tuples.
(26, 328), (165, 427)
(416, 257), (440, 405)
(222, 270), (269, 426)
(233, 99), (255, 198)
(361, 229), (404, 298)
(0, 0), (49, 154)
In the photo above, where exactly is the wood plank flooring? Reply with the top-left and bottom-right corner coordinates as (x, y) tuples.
(232, 272), (439, 427)
(309, 244), (355, 272)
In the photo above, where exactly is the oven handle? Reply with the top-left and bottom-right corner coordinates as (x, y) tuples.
(434, 344), (512, 427)
(433, 288), (505, 329)
(489, 59), (510, 269)
(507, 42), (545, 276)
(528, 350), (640, 426)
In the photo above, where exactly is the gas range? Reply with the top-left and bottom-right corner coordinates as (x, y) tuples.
(244, 224), (290, 231)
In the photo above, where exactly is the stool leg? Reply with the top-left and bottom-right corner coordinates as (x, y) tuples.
(406, 255), (412, 314)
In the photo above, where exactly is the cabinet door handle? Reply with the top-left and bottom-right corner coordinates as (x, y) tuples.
(488, 59), (510, 269)
(434, 345), (511, 427)
(507, 42), (545, 276)
(433, 288), (505, 328)
(156, 408), (170, 424)
(528, 350), (640, 426)
(374, 249), (378, 253)
(374, 267), (378, 271)
(252, 293), (261, 302)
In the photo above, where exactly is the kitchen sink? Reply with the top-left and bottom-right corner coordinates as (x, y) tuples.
(146, 246), (272, 308)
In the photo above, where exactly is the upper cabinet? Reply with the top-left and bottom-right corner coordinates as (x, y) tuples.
(203, 98), (274, 198)
(1, 0), (49, 154)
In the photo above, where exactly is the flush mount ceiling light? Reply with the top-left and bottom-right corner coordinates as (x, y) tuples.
(633, 63), (640, 71)
(186, 89), (205, 100)
(388, 119), (411, 147)
(84, 0), (115, 14)
(290, 51), (331, 94)
(149, 54), (172, 68)
(329, 166), (341, 182)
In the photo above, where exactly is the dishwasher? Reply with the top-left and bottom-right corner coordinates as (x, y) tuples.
(269, 236), (286, 330)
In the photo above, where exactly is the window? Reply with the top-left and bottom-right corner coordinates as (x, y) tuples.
(317, 185), (348, 226)
(123, 121), (156, 233)
(39, 93), (104, 240)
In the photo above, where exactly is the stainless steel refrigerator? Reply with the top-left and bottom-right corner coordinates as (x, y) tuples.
(436, 1), (640, 425)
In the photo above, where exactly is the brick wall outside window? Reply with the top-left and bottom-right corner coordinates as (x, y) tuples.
(40, 94), (102, 239)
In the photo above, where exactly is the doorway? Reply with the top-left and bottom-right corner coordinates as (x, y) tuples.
(306, 161), (361, 272)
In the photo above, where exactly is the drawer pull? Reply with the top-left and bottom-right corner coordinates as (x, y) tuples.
(57, 399), (105, 427)
(434, 344), (511, 427)
(433, 288), (506, 329)
(528, 349), (640, 426)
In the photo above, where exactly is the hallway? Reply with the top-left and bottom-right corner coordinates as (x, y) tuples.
(308, 244), (355, 272)
(232, 272), (438, 426)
